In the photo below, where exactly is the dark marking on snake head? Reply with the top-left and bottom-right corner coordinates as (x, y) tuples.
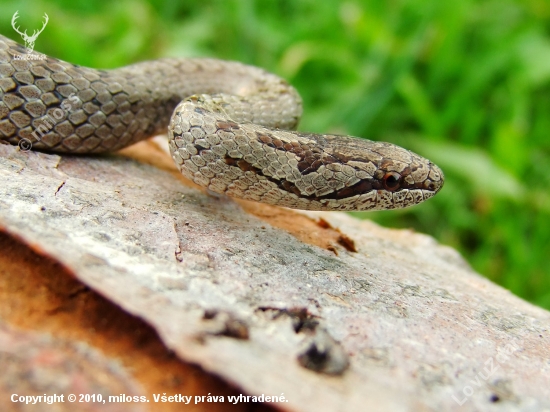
(255, 132), (338, 175)
(225, 154), (384, 202)
(333, 180), (373, 199)
(225, 155), (311, 197)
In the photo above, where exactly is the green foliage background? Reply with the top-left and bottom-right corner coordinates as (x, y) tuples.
(1, 0), (549, 308)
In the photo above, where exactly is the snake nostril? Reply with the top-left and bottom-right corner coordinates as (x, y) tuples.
(383, 172), (401, 191)
(423, 180), (437, 191)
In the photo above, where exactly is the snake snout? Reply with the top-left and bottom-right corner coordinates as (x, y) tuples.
(425, 162), (444, 194)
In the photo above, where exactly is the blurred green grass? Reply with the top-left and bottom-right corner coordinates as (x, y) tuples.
(1, 0), (549, 308)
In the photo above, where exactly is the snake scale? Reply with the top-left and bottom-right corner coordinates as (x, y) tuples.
(0, 34), (443, 211)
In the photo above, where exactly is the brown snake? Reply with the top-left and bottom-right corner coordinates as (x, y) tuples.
(0, 34), (443, 211)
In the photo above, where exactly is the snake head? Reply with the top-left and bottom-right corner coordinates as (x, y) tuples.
(169, 98), (444, 212)
(312, 135), (444, 210)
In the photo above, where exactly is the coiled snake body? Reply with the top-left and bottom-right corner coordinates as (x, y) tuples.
(0, 34), (443, 211)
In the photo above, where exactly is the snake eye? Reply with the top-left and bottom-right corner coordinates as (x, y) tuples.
(383, 172), (401, 191)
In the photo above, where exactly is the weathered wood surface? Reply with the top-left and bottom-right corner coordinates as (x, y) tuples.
(0, 141), (549, 412)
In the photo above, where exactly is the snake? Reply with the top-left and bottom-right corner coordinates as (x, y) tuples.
(0, 34), (443, 211)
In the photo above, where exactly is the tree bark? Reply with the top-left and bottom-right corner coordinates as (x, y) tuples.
(0, 140), (548, 412)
